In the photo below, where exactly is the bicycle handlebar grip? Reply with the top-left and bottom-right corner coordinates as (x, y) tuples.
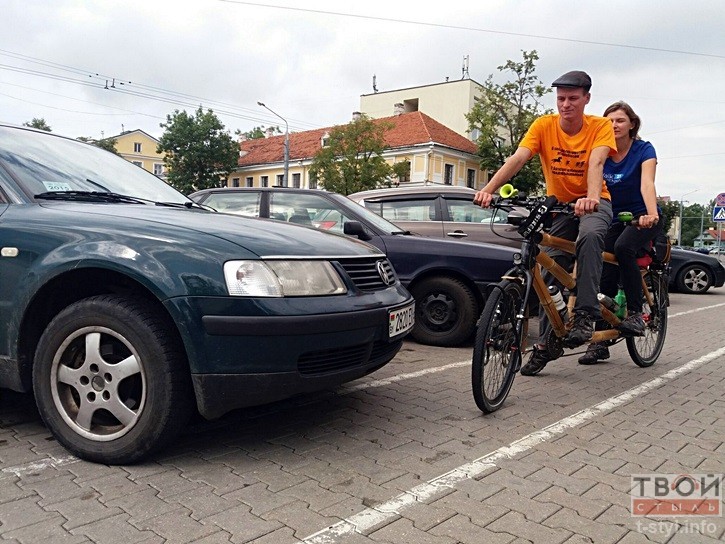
(499, 184), (519, 199)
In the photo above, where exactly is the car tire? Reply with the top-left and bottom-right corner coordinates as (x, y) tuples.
(32, 295), (193, 464)
(410, 277), (478, 347)
(676, 264), (713, 294)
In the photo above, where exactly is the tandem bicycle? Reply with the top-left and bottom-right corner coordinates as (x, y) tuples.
(471, 185), (670, 413)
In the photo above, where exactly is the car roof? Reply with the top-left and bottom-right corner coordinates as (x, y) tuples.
(348, 185), (477, 201)
(189, 187), (334, 199)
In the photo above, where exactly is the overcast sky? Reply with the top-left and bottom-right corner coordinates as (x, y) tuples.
(1, 0), (723, 206)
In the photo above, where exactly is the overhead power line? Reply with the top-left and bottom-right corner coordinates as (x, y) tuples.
(218, 0), (725, 60)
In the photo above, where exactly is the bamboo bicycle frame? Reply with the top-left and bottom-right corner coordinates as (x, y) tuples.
(531, 232), (653, 344)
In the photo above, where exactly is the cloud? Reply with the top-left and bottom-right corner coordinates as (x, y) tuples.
(1, 0), (723, 204)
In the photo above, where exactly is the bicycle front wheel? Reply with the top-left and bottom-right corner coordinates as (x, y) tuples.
(627, 270), (668, 367)
(472, 280), (526, 413)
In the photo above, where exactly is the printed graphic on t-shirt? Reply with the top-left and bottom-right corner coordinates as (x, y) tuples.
(549, 147), (587, 178)
(603, 172), (623, 185)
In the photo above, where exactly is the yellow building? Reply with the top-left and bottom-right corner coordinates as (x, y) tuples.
(109, 129), (167, 179)
(359, 78), (485, 141)
(229, 111), (486, 190)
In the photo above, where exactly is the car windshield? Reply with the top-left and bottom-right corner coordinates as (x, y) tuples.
(0, 126), (189, 204)
(341, 197), (407, 234)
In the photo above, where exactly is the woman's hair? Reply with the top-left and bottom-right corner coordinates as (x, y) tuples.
(603, 101), (641, 140)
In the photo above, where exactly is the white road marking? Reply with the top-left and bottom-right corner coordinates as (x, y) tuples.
(0, 454), (79, 479)
(301, 303), (725, 543)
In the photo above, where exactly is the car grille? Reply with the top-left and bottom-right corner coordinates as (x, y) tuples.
(298, 339), (402, 375)
(337, 257), (395, 290)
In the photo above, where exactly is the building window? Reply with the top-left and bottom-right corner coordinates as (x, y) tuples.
(153, 163), (164, 176)
(261, 175), (269, 188)
(133, 142), (142, 153)
(467, 169), (475, 188)
(245, 176), (253, 187)
(309, 173), (317, 189)
(231, 177), (240, 187)
(292, 173), (301, 188)
(132, 161), (143, 168)
(276, 174), (284, 187)
(444, 164), (454, 185)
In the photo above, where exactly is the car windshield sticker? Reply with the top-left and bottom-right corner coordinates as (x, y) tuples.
(42, 181), (72, 192)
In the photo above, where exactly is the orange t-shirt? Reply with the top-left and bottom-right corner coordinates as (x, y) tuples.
(519, 114), (616, 203)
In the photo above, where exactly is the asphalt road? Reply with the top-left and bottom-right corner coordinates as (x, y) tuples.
(1, 289), (724, 544)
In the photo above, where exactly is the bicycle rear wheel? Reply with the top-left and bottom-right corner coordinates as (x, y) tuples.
(472, 280), (526, 413)
(627, 270), (668, 367)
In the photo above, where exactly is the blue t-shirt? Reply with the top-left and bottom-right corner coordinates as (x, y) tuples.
(603, 139), (658, 215)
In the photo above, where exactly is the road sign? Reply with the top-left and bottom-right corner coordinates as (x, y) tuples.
(714, 193), (725, 222)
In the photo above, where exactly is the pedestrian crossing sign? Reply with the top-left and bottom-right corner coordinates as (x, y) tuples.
(714, 206), (725, 222)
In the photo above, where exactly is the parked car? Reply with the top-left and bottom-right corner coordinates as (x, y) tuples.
(348, 185), (522, 247)
(0, 125), (414, 464)
(189, 187), (519, 348)
(349, 185), (725, 296)
(669, 247), (725, 294)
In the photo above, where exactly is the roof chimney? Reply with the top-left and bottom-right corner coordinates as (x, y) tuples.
(352, 111), (362, 121)
(393, 103), (405, 116)
(266, 126), (275, 138)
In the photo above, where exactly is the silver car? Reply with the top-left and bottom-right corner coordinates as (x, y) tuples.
(348, 185), (521, 248)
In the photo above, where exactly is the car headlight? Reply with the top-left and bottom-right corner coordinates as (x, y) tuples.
(223, 260), (347, 296)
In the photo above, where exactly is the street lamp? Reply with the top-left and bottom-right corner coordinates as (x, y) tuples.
(257, 101), (289, 187)
(678, 189), (698, 246)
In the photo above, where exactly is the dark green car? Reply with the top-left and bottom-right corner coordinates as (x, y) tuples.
(0, 125), (414, 464)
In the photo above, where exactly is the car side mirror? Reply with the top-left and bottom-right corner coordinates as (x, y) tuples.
(343, 221), (372, 241)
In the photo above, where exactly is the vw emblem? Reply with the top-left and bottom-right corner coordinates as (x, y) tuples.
(376, 260), (394, 286)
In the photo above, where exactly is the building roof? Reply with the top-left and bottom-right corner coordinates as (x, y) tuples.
(237, 111), (478, 167)
(106, 128), (160, 142)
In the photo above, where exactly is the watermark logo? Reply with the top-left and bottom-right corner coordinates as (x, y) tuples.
(631, 474), (722, 517)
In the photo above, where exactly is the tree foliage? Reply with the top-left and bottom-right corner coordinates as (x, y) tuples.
(236, 126), (281, 140)
(76, 136), (119, 155)
(23, 118), (52, 131)
(157, 107), (239, 194)
(466, 50), (552, 195)
(660, 199), (719, 246)
(309, 115), (393, 195)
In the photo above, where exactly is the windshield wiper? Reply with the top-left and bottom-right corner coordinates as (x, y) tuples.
(35, 191), (149, 204)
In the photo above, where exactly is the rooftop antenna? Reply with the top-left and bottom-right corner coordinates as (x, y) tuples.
(372, 74), (378, 93)
(462, 55), (470, 79)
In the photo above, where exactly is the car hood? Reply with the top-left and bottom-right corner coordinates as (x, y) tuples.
(38, 202), (383, 258)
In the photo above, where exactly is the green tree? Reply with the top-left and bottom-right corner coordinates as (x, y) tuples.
(466, 50), (552, 195)
(236, 126), (281, 139)
(658, 199), (678, 237)
(309, 114), (393, 195)
(23, 117), (52, 131)
(681, 202), (714, 246)
(158, 107), (239, 194)
(76, 136), (119, 155)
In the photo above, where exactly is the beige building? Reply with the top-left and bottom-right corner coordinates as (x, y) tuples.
(109, 129), (166, 179)
(359, 78), (485, 141)
(229, 111), (486, 190)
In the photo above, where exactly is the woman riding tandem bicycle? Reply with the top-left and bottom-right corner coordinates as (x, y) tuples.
(579, 101), (664, 365)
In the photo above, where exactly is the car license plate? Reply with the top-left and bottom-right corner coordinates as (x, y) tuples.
(389, 302), (415, 338)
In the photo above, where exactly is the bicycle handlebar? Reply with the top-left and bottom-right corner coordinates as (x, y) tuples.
(493, 184), (656, 228)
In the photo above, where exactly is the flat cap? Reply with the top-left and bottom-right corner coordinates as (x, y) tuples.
(551, 70), (592, 90)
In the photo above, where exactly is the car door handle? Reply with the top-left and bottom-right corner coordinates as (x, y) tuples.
(446, 231), (468, 238)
